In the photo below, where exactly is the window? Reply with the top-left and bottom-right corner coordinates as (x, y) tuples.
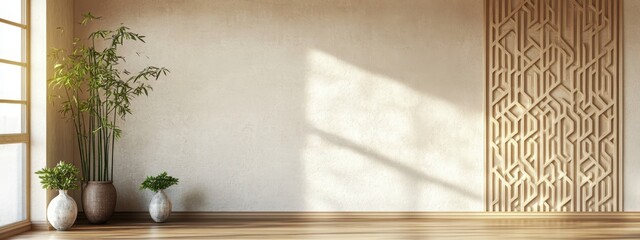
(0, 0), (29, 228)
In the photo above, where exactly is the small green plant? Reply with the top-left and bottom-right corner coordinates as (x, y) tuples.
(35, 161), (80, 190)
(139, 172), (179, 192)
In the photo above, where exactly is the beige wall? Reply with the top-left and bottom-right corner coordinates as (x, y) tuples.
(30, 0), (76, 222)
(68, 0), (640, 212)
(74, 0), (485, 211)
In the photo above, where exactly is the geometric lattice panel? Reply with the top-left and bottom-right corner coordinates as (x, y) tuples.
(485, 0), (623, 212)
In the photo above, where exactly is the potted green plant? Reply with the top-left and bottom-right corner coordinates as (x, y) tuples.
(49, 13), (169, 224)
(140, 172), (179, 223)
(35, 161), (80, 231)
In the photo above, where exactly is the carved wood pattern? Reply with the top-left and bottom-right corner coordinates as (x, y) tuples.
(485, 0), (622, 212)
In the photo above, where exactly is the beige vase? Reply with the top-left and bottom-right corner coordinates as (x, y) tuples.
(82, 181), (117, 224)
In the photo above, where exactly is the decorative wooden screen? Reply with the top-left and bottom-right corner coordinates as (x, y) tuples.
(485, 0), (622, 212)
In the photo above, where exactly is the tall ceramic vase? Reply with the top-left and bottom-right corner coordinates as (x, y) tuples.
(149, 190), (172, 223)
(82, 181), (117, 224)
(47, 190), (78, 231)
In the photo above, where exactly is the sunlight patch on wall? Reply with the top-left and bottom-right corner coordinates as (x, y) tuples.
(303, 49), (483, 211)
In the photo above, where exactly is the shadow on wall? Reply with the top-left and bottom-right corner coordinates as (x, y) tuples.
(303, 48), (482, 210)
(74, 0), (484, 211)
(306, 126), (481, 201)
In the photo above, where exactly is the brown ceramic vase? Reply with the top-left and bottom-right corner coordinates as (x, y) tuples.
(82, 181), (117, 224)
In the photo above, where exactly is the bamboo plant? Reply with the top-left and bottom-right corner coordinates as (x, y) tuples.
(50, 13), (169, 182)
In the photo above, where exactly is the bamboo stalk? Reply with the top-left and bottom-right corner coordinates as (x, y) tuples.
(111, 109), (116, 180)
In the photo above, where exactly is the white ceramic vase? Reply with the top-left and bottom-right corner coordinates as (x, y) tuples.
(149, 190), (172, 223)
(47, 190), (78, 231)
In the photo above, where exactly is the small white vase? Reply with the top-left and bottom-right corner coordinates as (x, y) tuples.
(149, 190), (172, 223)
(47, 190), (78, 231)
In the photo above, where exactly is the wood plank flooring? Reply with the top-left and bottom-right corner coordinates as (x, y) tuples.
(9, 214), (640, 239)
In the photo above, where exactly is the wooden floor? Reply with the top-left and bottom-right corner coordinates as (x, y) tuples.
(9, 214), (640, 239)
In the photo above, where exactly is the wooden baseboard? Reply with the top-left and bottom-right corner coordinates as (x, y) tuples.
(73, 211), (640, 223)
(0, 221), (31, 239)
(30, 221), (51, 231)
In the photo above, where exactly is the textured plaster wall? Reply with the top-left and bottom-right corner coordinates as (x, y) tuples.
(69, 0), (640, 212)
(74, 0), (485, 211)
(624, 0), (640, 211)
